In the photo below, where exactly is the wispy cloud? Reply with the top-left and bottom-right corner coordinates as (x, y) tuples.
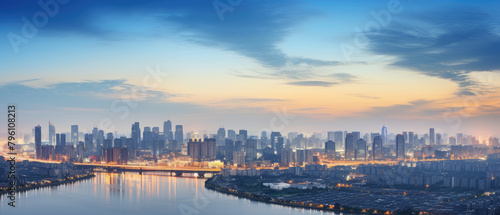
(349, 94), (380, 100)
(366, 8), (500, 96)
(285, 81), (338, 87)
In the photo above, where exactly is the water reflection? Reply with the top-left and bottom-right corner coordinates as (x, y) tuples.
(1, 172), (347, 215)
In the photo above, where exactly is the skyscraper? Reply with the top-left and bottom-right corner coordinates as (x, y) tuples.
(227, 129), (236, 141)
(276, 137), (284, 157)
(345, 133), (355, 161)
(334, 131), (344, 151)
(71, 125), (78, 145)
(327, 131), (335, 141)
(381, 125), (388, 146)
(352, 131), (361, 143)
(325, 140), (335, 158)
(48, 121), (55, 146)
(372, 135), (383, 160)
(164, 120), (173, 141)
(238, 129), (248, 143)
(403, 131), (408, 143)
(245, 138), (258, 161)
(436, 133), (442, 145)
(35, 125), (42, 159)
(396, 134), (405, 160)
(216, 127), (226, 146)
(131, 122), (140, 150)
(409, 132), (414, 144)
(92, 127), (99, 150)
(429, 128), (435, 145)
(175, 125), (183, 148)
(355, 139), (367, 161)
(270, 132), (281, 153)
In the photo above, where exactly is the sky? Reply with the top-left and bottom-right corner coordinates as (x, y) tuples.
(1, 0), (500, 140)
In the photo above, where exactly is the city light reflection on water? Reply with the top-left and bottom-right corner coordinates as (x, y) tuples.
(1, 172), (347, 215)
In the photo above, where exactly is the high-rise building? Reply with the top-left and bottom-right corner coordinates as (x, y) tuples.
(48, 121), (55, 146)
(224, 139), (235, 162)
(84, 134), (93, 152)
(71, 125), (78, 145)
(457, 133), (463, 145)
(175, 125), (183, 149)
(449, 136), (456, 145)
(327, 131), (335, 141)
(334, 131), (344, 151)
(396, 134), (405, 160)
(227, 129), (236, 141)
(92, 127), (98, 151)
(163, 120), (173, 141)
(409, 132), (414, 144)
(216, 127), (226, 146)
(131, 122), (141, 150)
(372, 135), (383, 160)
(355, 139), (367, 161)
(260, 131), (268, 149)
(325, 140), (335, 158)
(270, 132), (281, 153)
(233, 151), (245, 167)
(238, 130), (248, 143)
(276, 137), (284, 157)
(345, 133), (355, 161)
(143, 126), (152, 149)
(35, 125), (42, 159)
(381, 125), (388, 146)
(429, 128), (435, 145)
(245, 138), (258, 161)
(352, 131), (361, 143)
(188, 138), (217, 162)
(403, 132), (408, 143)
(436, 133), (442, 145)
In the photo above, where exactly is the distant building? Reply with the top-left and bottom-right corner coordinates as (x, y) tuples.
(355, 139), (367, 161)
(48, 121), (55, 146)
(396, 134), (405, 160)
(131, 122), (141, 150)
(381, 125), (388, 146)
(188, 138), (217, 162)
(345, 133), (355, 160)
(245, 138), (258, 161)
(71, 125), (78, 145)
(175, 125), (183, 148)
(35, 125), (41, 159)
(216, 127), (226, 146)
(325, 140), (335, 159)
(372, 135), (383, 160)
(429, 128), (435, 145)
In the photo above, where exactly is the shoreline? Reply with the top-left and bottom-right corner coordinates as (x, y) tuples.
(204, 177), (381, 215)
(0, 173), (96, 196)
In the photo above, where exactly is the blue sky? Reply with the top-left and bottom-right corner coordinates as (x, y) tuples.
(1, 0), (500, 140)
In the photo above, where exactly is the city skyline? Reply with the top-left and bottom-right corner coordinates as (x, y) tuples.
(1, 0), (500, 138)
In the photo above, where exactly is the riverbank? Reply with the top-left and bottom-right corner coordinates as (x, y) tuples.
(204, 176), (384, 214)
(0, 173), (95, 196)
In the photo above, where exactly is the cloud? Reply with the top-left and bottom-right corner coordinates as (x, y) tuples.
(221, 98), (287, 103)
(349, 94), (380, 99)
(285, 81), (338, 87)
(366, 8), (500, 96)
(1, 0), (338, 78)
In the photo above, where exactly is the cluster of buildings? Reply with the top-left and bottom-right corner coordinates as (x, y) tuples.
(26, 122), (499, 169)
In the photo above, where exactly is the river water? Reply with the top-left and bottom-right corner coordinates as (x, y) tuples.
(1, 172), (347, 215)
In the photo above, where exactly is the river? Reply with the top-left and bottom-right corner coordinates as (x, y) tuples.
(1, 172), (347, 215)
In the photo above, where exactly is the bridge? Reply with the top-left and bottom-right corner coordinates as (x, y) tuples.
(74, 163), (221, 178)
